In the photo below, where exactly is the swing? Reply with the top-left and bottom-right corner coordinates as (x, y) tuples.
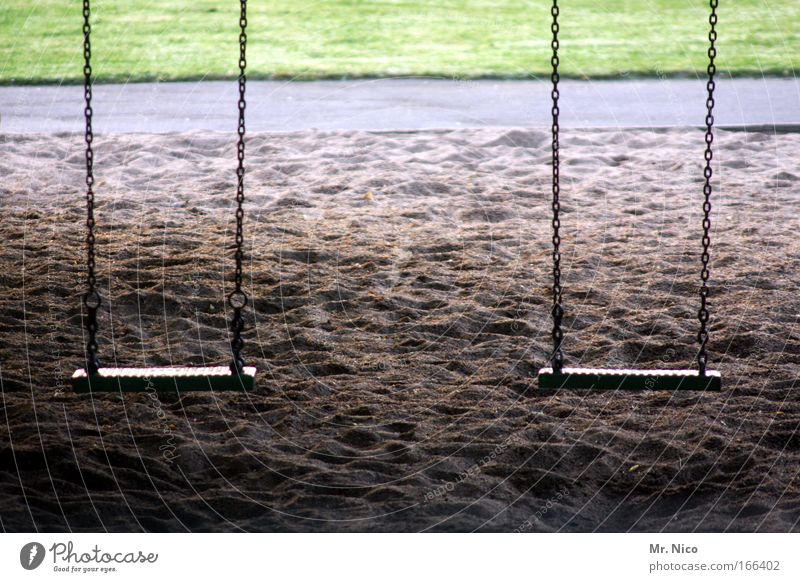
(538, 0), (722, 392)
(71, 0), (255, 393)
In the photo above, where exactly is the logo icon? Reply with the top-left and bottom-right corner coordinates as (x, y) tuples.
(20, 542), (46, 570)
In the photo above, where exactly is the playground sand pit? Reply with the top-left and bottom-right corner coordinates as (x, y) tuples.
(1, 127), (799, 532)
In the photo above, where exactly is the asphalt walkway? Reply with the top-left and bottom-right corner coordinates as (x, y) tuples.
(1, 78), (798, 133)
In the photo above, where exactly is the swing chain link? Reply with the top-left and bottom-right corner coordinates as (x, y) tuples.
(697, 0), (717, 376)
(550, 0), (564, 372)
(82, 0), (101, 375)
(228, 0), (249, 374)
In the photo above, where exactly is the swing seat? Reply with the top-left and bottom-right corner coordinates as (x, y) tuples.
(71, 366), (256, 393)
(537, 367), (721, 391)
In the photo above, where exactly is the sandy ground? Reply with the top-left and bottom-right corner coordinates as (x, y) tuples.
(1, 127), (799, 532)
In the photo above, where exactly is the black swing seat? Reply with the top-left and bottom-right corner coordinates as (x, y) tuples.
(537, 367), (721, 391)
(71, 366), (256, 393)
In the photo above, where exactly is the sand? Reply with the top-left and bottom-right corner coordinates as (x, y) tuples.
(1, 127), (799, 532)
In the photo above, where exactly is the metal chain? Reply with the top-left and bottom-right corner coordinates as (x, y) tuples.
(82, 0), (101, 375)
(697, 0), (718, 376)
(549, 0), (564, 372)
(228, 0), (249, 374)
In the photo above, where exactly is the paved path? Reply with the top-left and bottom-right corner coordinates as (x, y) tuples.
(1, 78), (798, 133)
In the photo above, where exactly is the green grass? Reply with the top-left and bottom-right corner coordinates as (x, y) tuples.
(1, 0), (797, 84)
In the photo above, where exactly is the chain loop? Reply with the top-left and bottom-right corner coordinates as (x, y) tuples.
(549, 0), (564, 372)
(82, 0), (101, 375)
(228, 0), (249, 374)
(697, 0), (718, 376)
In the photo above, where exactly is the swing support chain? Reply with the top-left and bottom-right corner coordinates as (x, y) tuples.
(549, 0), (564, 374)
(697, 0), (718, 377)
(228, 0), (249, 375)
(82, 0), (100, 375)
